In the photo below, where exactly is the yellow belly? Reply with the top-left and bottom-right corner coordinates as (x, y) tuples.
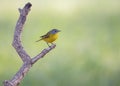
(43, 33), (58, 43)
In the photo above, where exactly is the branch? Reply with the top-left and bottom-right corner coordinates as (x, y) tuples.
(12, 2), (32, 62)
(3, 2), (56, 86)
(31, 44), (56, 64)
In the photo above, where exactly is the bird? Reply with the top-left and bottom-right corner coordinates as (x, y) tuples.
(36, 29), (60, 47)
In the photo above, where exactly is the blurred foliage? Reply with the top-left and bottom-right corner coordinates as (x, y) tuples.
(0, 0), (120, 86)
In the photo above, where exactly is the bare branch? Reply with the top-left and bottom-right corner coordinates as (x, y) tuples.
(3, 2), (56, 86)
(31, 44), (56, 64)
(12, 2), (32, 62)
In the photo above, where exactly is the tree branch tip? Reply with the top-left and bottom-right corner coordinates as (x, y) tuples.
(43, 44), (56, 52)
(25, 2), (32, 8)
(49, 44), (56, 49)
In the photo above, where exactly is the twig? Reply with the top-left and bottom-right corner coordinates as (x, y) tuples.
(3, 2), (56, 86)
(31, 44), (56, 64)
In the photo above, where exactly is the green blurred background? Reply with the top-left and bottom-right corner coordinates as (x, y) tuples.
(0, 0), (120, 86)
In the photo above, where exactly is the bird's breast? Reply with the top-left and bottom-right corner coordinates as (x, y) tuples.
(43, 33), (58, 43)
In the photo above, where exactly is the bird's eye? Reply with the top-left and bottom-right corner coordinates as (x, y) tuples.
(53, 30), (56, 33)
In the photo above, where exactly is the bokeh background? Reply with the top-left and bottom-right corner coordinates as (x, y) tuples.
(0, 0), (120, 86)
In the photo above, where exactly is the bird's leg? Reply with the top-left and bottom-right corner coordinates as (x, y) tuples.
(51, 43), (54, 45)
(51, 43), (56, 47)
(46, 42), (51, 47)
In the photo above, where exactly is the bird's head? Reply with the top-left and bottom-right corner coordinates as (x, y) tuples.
(50, 29), (60, 34)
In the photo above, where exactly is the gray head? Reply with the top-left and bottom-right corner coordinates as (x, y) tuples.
(50, 29), (60, 34)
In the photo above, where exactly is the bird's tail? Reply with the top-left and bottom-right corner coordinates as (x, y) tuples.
(36, 39), (42, 42)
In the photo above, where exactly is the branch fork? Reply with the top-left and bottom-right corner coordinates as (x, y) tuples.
(3, 2), (56, 86)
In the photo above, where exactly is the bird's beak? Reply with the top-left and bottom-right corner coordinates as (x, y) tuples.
(58, 30), (61, 32)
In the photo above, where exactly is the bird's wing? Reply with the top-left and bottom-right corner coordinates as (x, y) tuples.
(40, 32), (50, 39)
